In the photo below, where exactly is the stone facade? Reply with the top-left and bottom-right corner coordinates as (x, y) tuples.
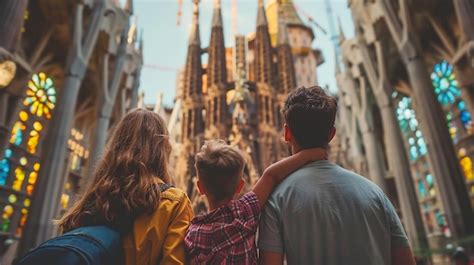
(334, 0), (474, 261)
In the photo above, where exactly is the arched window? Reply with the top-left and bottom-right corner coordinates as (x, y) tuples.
(396, 97), (427, 160)
(431, 60), (474, 206)
(393, 92), (446, 237)
(0, 72), (56, 236)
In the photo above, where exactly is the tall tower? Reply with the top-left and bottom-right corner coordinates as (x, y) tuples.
(276, 10), (296, 126)
(179, 0), (204, 195)
(266, 0), (321, 87)
(205, 0), (228, 139)
(254, 0), (279, 171)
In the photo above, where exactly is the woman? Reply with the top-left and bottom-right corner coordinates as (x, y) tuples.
(59, 109), (193, 265)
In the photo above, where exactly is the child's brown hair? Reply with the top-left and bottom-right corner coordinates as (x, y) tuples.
(195, 140), (245, 202)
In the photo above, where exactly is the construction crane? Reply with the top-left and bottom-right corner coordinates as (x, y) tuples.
(294, 3), (327, 35)
(177, 0), (183, 25)
(324, 0), (344, 69)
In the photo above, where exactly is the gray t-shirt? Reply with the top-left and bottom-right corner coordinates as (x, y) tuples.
(258, 160), (409, 265)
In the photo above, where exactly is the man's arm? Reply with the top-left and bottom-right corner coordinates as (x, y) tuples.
(259, 251), (284, 265)
(382, 194), (416, 265)
(252, 148), (327, 209)
(392, 247), (415, 265)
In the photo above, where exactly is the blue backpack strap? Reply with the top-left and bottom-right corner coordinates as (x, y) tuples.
(158, 183), (174, 192)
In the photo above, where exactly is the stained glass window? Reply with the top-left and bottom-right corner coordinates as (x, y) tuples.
(26, 163), (40, 196)
(460, 156), (473, 182)
(27, 121), (43, 154)
(426, 174), (436, 197)
(431, 60), (461, 105)
(418, 181), (426, 198)
(10, 121), (25, 146)
(0, 72), (56, 235)
(16, 199), (30, 236)
(0, 149), (12, 185)
(457, 100), (472, 129)
(396, 97), (428, 161)
(396, 97), (418, 133)
(13, 166), (26, 191)
(68, 129), (89, 172)
(23, 72), (56, 119)
(1, 205), (13, 232)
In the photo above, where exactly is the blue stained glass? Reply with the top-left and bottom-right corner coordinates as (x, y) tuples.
(456, 100), (472, 128)
(4, 149), (12, 159)
(431, 61), (461, 105)
(426, 174), (434, 187)
(409, 146), (418, 161)
(0, 159), (10, 185)
(418, 181), (426, 198)
(460, 110), (471, 126)
(0, 149), (12, 185)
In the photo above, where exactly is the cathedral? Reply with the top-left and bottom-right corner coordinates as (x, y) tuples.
(169, 0), (322, 213)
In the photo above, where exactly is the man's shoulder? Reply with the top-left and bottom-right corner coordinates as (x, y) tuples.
(270, 161), (383, 201)
(274, 160), (344, 187)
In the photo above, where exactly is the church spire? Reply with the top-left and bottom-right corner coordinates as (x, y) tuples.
(205, 0), (228, 138)
(277, 6), (289, 45)
(276, 10), (296, 94)
(208, 0), (226, 86)
(254, 0), (274, 85)
(181, 0), (204, 141)
(188, 0), (200, 45)
(212, 0), (222, 27)
(257, 0), (268, 27)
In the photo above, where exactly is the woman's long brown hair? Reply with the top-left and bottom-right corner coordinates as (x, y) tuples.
(58, 109), (171, 233)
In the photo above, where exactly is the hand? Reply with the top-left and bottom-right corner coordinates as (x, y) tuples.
(299, 148), (328, 162)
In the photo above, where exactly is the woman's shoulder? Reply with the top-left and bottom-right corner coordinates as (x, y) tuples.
(160, 186), (190, 204)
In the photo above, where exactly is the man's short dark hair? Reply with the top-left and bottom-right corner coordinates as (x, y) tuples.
(283, 86), (337, 149)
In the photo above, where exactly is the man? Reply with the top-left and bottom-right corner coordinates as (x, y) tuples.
(258, 86), (415, 265)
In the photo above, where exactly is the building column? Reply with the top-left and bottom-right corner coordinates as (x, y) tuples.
(129, 46), (143, 110)
(343, 75), (388, 191)
(18, 1), (106, 255)
(358, 110), (387, 191)
(87, 23), (129, 180)
(0, 0), (28, 52)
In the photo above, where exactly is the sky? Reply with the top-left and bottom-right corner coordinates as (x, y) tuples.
(134, 0), (355, 107)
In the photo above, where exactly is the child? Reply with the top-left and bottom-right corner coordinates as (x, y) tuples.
(185, 139), (327, 264)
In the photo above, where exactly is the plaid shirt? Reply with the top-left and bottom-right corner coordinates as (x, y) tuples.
(185, 192), (260, 265)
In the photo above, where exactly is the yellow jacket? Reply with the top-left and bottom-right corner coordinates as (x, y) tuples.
(123, 183), (194, 265)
